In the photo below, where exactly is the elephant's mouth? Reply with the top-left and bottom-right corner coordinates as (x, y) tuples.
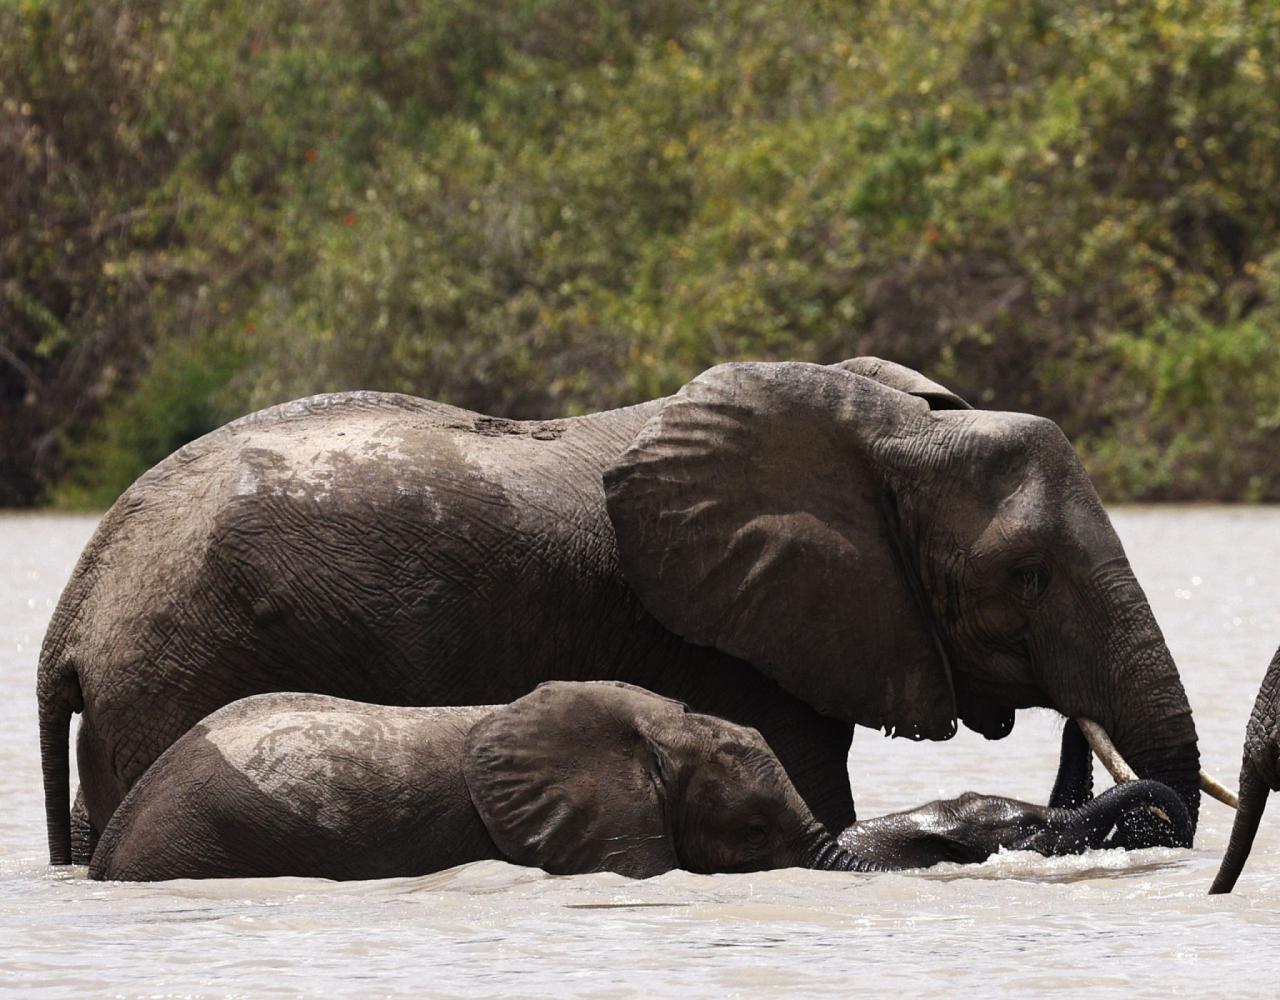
(1075, 718), (1238, 810)
(951, 669), (1051, 734)
(949, 648), (1056, 705)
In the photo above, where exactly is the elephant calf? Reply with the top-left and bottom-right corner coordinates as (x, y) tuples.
(89, 681), (889, 881)
(840, 721), (1194, 869)
(840, 782), (1193, 869)
(89, 680), (1194, 882)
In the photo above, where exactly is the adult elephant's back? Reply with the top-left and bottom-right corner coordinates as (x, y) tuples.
(38, 390), (682, 861)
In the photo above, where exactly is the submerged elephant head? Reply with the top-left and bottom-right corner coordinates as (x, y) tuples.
(603, 359), (1201, 832)
(840, 778), (1193, 870)
(1211, 647), (1280, 893)
(463, 681), (879, 878)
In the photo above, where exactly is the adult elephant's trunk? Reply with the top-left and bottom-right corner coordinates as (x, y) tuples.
(1046, 779), (1193, 853)
(1056, 595), (1202, 838)
(1209, 764), (1270, 894)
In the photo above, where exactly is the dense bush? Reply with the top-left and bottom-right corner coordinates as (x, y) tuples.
(2, 0), (1278, 506)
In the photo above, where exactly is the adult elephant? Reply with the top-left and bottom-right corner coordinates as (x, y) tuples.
(39, 358), (1204, 863)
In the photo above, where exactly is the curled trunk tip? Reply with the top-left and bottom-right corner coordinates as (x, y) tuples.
(1057, 778), (1193, 851)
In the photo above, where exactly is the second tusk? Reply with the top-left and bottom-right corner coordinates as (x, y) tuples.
(1074, 718), (1239, 810)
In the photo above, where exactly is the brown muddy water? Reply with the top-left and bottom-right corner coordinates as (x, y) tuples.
(2, 509), (1278, 998)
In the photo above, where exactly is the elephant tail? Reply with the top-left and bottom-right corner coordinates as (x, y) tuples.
(1209, 763), (1270, 894)
(38, 659), (83, 866)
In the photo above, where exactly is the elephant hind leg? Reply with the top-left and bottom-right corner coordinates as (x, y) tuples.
(75, 717), (127, 843)
(70, 788), (99, 865)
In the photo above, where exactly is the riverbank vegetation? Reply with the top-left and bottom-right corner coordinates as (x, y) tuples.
(3, 0), (1278, 506)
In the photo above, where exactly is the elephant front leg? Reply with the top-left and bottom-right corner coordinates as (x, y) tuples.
(638, 647), (857, 831)
(1049, 719), (1094, 808)
(707, 689), (856, 831)
(766, 716), (857, 832)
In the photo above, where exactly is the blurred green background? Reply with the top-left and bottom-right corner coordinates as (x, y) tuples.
(2, 0), (1278, 508)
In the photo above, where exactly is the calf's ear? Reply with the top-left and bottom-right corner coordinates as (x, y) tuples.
(463, 681), (684, 879)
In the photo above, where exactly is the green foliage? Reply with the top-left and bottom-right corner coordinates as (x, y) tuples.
(2, 0), (1279, 505)
(1087, 250), (1280, 500)
(53, 327), (252, 508)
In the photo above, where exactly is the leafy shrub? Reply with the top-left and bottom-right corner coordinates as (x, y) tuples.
(2, 0), (1278, 505)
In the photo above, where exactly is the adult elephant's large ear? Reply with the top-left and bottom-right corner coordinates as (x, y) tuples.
(603, 361), (956, 740)
(463, 681), (684, 878)
(830, 357), (971, 411)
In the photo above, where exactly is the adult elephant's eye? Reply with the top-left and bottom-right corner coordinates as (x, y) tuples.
(746, 817), (769, 847)
(1016, 564), (1050, 603)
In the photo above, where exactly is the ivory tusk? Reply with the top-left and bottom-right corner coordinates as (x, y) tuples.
(1075, 718), (1240, 809)
(1075, 718), (1139, 783)
(1199, 770), (1240, 810)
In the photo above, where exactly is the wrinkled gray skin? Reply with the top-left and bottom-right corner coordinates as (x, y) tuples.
(41, 358), (1200, 865)
(1210, 647), (1280, 893)
(841, 785), (1192, 869)
(89, 682), (883, 881)
(843, 721), (1192, 868)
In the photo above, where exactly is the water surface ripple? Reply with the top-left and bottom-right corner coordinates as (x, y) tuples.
(2, 509), (1277, 997)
